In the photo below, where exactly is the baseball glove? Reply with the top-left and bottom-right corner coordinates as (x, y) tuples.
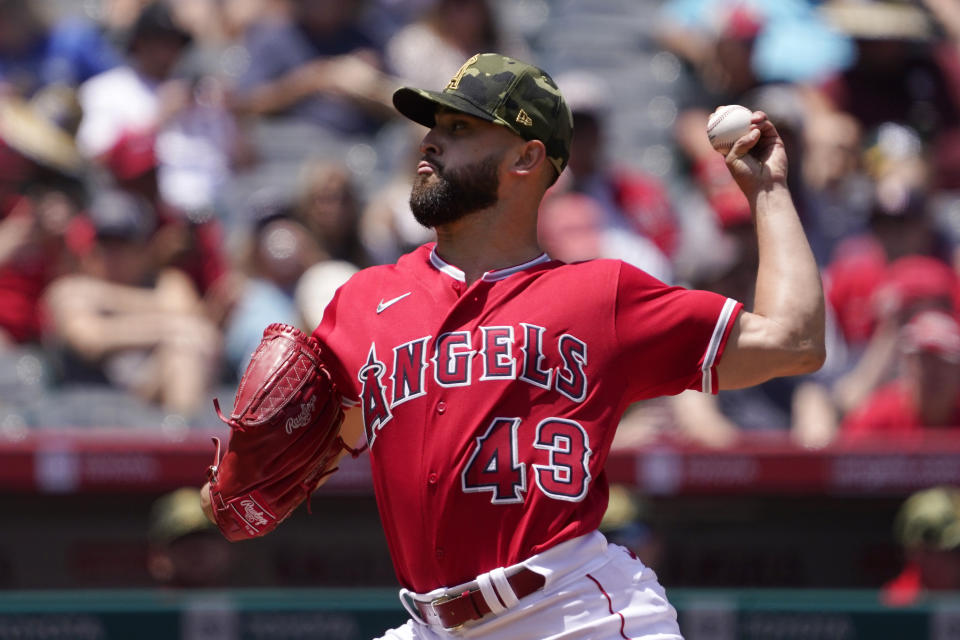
(205, 323), (360, 541)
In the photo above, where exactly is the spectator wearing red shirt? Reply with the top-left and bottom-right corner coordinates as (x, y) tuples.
(830, 254), (959, 420)
(842, 310), (960, 438)
(883, 486), (960, 607)
(43, 188), (222, 419)
(826, 184), (948, 350)
(0, 133), (86, 349)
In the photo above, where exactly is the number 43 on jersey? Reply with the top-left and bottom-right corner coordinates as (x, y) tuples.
(461, 417), (592, 504)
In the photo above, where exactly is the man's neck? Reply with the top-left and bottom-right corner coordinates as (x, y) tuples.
(433, 207), (542, 285)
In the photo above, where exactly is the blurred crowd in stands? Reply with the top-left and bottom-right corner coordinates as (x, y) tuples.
(1, 0), (959, 447)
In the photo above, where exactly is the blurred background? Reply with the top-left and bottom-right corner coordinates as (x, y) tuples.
(1, 0), (960, 637)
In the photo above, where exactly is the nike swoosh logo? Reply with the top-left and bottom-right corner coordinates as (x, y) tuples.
(377, 292), (412, 314)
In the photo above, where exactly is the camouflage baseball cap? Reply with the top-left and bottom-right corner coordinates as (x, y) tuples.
(393, 53), (573, 176)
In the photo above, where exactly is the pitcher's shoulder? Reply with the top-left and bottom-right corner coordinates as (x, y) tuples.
(334, 245), (433, 296)
(536, 257), (626, 280)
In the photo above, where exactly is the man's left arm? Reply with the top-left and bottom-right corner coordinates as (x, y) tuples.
(201, 407), (365, 524)
(714, 112), (826, 389)
(197, 324), (361, 539)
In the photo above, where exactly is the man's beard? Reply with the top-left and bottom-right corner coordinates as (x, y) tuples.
(409, 153), (501, 228)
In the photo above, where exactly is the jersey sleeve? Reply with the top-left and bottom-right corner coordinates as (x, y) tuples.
(613, 262), (741, 399)
(312, 284), (362, 409)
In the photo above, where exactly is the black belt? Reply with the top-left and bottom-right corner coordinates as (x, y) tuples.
(413, 568), (546, 630)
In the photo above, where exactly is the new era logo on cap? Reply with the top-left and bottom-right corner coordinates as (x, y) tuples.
(392, 53), (573, 176)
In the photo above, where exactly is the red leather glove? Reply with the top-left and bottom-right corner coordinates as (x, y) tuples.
(206, 323), (356, 541)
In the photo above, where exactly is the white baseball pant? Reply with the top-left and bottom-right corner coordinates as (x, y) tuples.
(375, 530), (683, 640)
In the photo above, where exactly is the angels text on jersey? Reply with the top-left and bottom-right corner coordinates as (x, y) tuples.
(355, 322), (593, 505)
(357, 322), (588, 443)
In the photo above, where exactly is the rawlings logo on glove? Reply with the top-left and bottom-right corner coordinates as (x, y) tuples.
(205, 323), (362, 541)
(285, 395), (317, 434)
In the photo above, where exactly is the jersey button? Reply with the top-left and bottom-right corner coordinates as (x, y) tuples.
(435, 547), (444, 559)
(437, 401), (446, 414)
(428, 472), (438, 484)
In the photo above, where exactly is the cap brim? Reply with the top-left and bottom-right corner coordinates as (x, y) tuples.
(392, 87), (499, 129)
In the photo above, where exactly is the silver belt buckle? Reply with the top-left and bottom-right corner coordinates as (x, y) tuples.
(430, 592), (466, 631)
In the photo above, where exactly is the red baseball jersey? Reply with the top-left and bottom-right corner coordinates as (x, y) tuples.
(314, 243), (741, 593)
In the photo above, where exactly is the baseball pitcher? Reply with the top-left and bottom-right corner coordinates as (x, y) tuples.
(201, 53), (825, 639)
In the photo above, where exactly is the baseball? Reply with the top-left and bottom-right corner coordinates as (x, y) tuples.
(707, 104), (754, 153)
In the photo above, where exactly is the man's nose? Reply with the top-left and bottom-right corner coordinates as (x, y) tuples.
(419, 130), (440, 156)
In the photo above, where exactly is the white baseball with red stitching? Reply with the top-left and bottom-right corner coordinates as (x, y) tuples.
(707, 104), (753, 153)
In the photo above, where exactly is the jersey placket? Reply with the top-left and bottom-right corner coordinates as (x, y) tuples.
(420, 277), (495, 583)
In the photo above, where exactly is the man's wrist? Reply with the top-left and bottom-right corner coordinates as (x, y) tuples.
(751, 181), (791, 211)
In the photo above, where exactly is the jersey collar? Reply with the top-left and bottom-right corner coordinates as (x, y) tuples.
(428, 245), (551, 283)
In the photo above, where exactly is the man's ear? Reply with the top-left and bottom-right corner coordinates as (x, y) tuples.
(510, 140), (548, 177)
